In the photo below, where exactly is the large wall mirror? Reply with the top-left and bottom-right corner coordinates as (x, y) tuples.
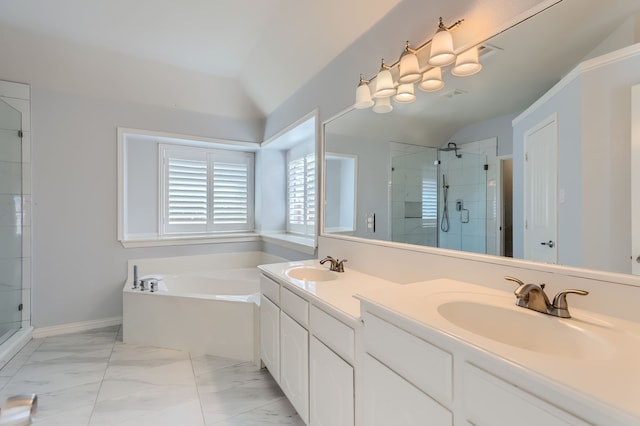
(323, 0), (640, 276)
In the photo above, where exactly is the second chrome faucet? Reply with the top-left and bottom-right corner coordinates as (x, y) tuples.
(504, 276), (588, 318)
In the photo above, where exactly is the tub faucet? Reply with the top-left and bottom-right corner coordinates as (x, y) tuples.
(139, 278), (154, 291)
(504, 276), (588, 318)
(320, 256), (347, 272)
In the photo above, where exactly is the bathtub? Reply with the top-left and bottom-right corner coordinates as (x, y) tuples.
(122, 252), (284, 365)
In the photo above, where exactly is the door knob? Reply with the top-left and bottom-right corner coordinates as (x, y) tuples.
(540, 240), (555, 248)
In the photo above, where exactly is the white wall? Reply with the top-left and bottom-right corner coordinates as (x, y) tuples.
(325, 132), (390, 240)
(450, 112), (519, 157)
(30, 88), (269, 328)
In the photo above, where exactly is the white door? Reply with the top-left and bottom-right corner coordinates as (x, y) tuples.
(524, 115), (558, 264)
(632, 85), (640, 274)
(260, 295), (280, 383)
(280, 311), (309, 424)
(309, 337), (354, 426)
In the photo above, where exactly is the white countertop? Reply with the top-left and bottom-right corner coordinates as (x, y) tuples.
(357, 278), (640, 425)
(258, 259), (399, 323)
(258, 260), (640, 424)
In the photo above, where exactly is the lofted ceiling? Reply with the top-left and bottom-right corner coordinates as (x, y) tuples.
(0, 0), (401, 116)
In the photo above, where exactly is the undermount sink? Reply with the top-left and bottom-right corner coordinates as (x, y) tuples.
(435, 295), (612, 359)
(285, 266), (337, 282)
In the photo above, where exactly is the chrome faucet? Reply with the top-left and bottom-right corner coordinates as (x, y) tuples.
(320, 256), (347, 272)
(504, 276), (588, 318)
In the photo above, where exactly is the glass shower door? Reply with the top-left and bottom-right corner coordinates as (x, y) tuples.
(438, 150), (487, 254)
(0, 98), (23, 345)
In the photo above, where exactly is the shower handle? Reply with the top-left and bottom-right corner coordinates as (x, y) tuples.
(540, 240), (555, 248)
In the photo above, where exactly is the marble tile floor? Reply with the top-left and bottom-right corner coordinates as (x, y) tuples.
(0, 326), (304, 425)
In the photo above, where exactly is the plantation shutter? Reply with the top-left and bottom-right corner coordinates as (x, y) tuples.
(167, 157), (208, 226)
(305, 155), (316, 229)
(422, 177), (438, 228)
(287, 153), (315, 236)
(161, 145), (253, 235)
(212, 159), (250, 228)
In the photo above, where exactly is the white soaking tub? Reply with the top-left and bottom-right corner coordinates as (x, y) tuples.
(122, 252), (284, 365)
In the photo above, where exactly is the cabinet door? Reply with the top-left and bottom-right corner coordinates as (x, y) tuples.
(260, 294), (280, 383)
(310, 336), (354, 426)
(363, 354), (452, 426)
(280, 311), (309, 424)
(463, 363), (590, 426)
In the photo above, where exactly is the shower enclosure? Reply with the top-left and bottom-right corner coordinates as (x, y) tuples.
(0, 98), (23, 346)
(390, 142), (492, 254)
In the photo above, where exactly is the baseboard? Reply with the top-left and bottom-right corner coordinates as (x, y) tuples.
(32, 317), (122, 338)
(0, 327), (33, 370)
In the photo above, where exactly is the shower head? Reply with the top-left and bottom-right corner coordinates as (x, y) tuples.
(440, 142), (462, 158)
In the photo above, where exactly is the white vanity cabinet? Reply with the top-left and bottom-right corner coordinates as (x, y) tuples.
(259, 272), (356, 426)
(461, 363), (590, 426)
(362, 311), (453, 425)
(280, 309), (309, 423)
(309, 306), (355, 426)
(259, 275), (281, 382)
(360, 302), (592, 426)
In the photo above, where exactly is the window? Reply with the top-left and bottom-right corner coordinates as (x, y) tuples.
(161, 144), (254, 235)
(287, 150), (315, 236)
(422, 177), (438, 228)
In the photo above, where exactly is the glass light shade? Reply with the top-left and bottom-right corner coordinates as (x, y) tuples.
(419, 67), (444, 92)
(429, 29), (456, 67)
(372, 96), (393, 113)
(451, 47), (483, 76)
(373, 67), (396, 98)
(394, 83), (416, 103)
(355, 81), (374, 109)
(398, 50), (421, 84)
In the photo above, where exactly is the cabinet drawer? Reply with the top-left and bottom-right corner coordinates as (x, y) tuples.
(310, 306), (355, 364)
(363, 311), (452, 405)
(281, 287), (309, 327)
(463, 363), (590, 425)
(364, 354), (452, 426)
(260, 274), (280, 305)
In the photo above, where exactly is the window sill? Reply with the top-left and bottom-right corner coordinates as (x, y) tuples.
(120, 232), (261, 248)
(260, 232), (317, 255)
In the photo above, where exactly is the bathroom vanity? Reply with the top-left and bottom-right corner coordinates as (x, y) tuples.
(258, 260), (640, 426)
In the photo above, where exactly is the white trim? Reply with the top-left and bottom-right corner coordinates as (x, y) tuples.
(120, 233), (261, 248)
(261, 232), (317, 255)
(262, 109), (319, 148)
(514, 43), (640, 126)
(0, 327), (33, 370)
(119, 127), (259, 150)
(32, 317), (122, 339)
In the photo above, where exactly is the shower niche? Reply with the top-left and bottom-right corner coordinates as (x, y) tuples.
(390, 138), (504, 256)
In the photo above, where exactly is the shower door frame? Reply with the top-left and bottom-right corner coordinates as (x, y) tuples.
(0, 80), (32, 361)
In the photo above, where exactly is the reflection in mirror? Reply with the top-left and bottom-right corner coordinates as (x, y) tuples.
(323, 0), (640, 275)
(324, 153), (357, 233)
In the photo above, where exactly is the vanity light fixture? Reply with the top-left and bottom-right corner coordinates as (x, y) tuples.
(394, 83), (416, 103)
(429, 17), (457, 67)
(355, 75), (375, 109)
(451, 46), (483, 76)
(398, 42), (421, 84)
(419, 67), (445, 92)
(372, 96), (393, 113)
(373, 59), (396, 98)
(354, 17), (484, 113)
